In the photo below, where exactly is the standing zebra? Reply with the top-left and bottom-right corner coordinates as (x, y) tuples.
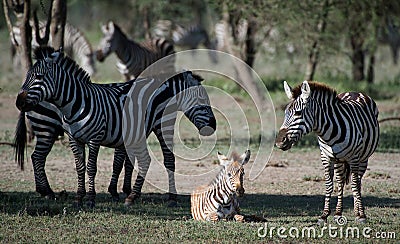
(95, 21), (175, 81)
(191, 150), (250, 222)
(16, 47), (215, 207)
(275, 81), (379, 223)
(11, 21), (96, 75)
(152, 20), (218, 63)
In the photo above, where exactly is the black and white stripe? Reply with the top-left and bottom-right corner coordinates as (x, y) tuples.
(11, 21), (96, 75)
(95, 21), (175, 81)
(275, 81), (379, 222)
(152, 20), (218, 63)
(191, 150), (250, 222)
(16, 47), (216, 207)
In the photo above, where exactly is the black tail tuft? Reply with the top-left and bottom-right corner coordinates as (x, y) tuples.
(14, 112), (27, 170)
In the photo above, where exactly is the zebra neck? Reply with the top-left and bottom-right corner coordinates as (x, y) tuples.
(114, 38), (144, 68)
(209, 170), (235, 204)
(145, 80), (178, 134)
(312, 94), (341, 141)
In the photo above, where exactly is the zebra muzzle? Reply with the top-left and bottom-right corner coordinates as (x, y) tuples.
(16, 91), (28, 111)
(95, 50), (105, 62)
(236, 187), (245, 197)
(275, 128), (292, 151)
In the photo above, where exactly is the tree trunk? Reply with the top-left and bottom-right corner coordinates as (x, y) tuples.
(222, 3), (265, 105)
(367, 54), (375, 83)
(142, 6), (151, 40)
(350, 35), (365, 81)
(305, 0), (329, 81)
(244, 19), (258, 68)
(19, 0), (32, 74)
(50, 0), (67, 49)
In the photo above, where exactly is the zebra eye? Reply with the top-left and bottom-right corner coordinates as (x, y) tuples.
(294, 110), (302, 116)
(227, 172), (232, 177)
(35, 73), (44, 80)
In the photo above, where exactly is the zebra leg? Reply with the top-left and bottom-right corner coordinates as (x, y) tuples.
(334, 163), (347, 218)
(86, 142), (100, 208)
(69, 138), (86, 207)
(351, 164), (366, 222)
(207, 212), (220, 222)
(125, 144), (150, 206)
(234, 214), (245, 222)
(155, 132), (177, 207)
(122, 155), (134, 196)
(31, 136), (56, 199)
(319, 156), (334, 222)
(108, 148), (125, 202)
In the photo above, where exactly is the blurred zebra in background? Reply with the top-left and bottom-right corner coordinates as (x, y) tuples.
(10, 21), (96, 75)
(191, 150), (250, 222)
(95, 21), (175, 81)
(16, 47), (216, 207)
(152, 20), (218, 63)
(275, 81), (379, 223)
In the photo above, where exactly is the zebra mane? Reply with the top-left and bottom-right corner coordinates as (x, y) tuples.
(191, 73), (204, 82)
(291, 81), (337, 98)
(112, 22), (128, 39)
(33, 46), (91, 84)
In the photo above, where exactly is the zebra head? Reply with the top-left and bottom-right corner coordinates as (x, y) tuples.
(16, 47), (61, 112)
(96, 21), (119, 62)
(275, 81), (314, 151)
(218, 150), (250, 197)
(178, 72), (216, 136)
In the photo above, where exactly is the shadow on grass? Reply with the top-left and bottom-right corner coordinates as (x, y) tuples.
(0, 191), (398, 220)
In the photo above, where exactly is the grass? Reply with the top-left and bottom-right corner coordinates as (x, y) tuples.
(0, 191), (398, 242)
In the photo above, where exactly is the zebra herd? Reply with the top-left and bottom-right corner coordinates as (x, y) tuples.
(12, 20), (380, 223)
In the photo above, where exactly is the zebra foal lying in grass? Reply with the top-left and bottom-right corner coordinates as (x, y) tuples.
(191, 150), (250, 222)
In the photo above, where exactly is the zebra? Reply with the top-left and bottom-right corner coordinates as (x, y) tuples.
(191, 150), (250, 222)
(95, 21), (175, 81)
(15, 46), (216, 207)
(275, 81), (379, 223)
(11, 21), (96, 75)
(152, 20), (218, 63)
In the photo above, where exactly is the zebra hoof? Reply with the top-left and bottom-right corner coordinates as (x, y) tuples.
(124, 193), (140, 206)
(86, 200), (96, 209)
(317, 218), (327, 226)
(167, 200), (178, 208)
(111, 194), (120, 203)
(72, 200), (83, 209)
(44, 193), (56, 200)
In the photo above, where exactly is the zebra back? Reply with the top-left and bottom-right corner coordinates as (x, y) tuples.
(11, 21), (96, 75)
(96, 21), (175, 80)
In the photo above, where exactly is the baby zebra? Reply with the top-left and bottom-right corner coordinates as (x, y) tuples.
(191, 150), (250, 222)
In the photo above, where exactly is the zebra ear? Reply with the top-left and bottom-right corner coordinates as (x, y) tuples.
(217, 151), (230, 166)
(50, 51), (61, 63)
(240, 149), (251, 166)
(300, 80), (310, 103)
(283, 81), (293, 100)
(108, 21), (115, 33)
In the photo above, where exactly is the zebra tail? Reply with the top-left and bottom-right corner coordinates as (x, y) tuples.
(344, 163), (351, 185)
(14, 112), (27, 170)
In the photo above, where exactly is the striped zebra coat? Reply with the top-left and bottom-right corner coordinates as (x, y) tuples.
(191, 150), (250, 222)
(96, 21), (175, 81)
(11, 21), (96, 75)
(275, 81), (379, 222)
(152, 20), (218, 63)
(16, 47), (215, 207)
